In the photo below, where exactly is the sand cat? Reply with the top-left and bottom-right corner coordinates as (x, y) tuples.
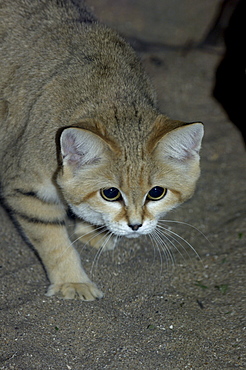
(0, 0), (203, 300)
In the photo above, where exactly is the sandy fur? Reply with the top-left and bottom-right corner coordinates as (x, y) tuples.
(0, 0), (203, 299)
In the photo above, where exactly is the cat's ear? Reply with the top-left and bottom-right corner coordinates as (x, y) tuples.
(154, 122), (204, 161)
(60, 127), (109, 167)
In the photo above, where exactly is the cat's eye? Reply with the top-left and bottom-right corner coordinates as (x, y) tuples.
(147, 186), (167, 201)
(100, 187), (122, 201)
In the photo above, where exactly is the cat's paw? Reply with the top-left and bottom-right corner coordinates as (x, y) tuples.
(75, 222), (117, 251)
(46, 282), (104, 300)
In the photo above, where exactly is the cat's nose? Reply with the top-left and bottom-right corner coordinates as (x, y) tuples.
(128, 223), (142, 231)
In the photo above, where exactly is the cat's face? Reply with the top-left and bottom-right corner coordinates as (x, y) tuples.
(57, 117), (203, 238)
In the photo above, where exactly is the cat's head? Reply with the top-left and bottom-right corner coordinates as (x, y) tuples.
(57, 115), (204, 238)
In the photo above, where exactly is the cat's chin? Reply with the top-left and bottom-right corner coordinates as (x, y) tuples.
(124, 232), (142, 239)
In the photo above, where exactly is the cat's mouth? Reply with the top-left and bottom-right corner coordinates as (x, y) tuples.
(107, 227), (142, 238)
(107, 224), (155, 239)
(103, 225), (143, 238)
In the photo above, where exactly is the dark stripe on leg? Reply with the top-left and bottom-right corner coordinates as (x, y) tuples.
(15, 189), (38, 198)
(15, 212), (66, 226)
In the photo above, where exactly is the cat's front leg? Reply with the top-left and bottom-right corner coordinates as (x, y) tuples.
(74, 221), (117, 251)
(20, 217), (104, 300)
(18, 217), (104, 300)
(6, 189), (103, 300)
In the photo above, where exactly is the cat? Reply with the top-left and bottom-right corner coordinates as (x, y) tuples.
(0, 0), (204, 300)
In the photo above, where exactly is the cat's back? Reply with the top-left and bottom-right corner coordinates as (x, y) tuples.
(0, 0), (156, 166)
(0, 0), (95, 35)
(0, 0), (154, 115)
(0, 0), (94, 152)
(0, 0), (96, 85)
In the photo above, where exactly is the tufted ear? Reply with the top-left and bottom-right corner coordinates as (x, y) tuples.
(60, 127), (109, 167)
(154, 122), (204, 161)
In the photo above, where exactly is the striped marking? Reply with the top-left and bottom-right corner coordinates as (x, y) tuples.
(14, 211), (65, 226)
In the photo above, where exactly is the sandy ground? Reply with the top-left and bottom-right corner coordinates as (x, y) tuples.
(1, 0), (246, 369)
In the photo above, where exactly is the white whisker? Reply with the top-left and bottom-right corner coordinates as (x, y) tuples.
(90, 230), (114, 278)
(72, 224), (105, 247)
(153, 228), (177, 267)
(156, 230), (174, 267)
(159, 219), (211, 246)
(157, 223), (201, 262)
(148, 232), (164, 272)
(81, 227), (107, 249)
(50, 224), (106, 270)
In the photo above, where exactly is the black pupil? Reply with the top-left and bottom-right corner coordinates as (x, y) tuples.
(103, 187), (119, 199)
(148, 186), (164, 198)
